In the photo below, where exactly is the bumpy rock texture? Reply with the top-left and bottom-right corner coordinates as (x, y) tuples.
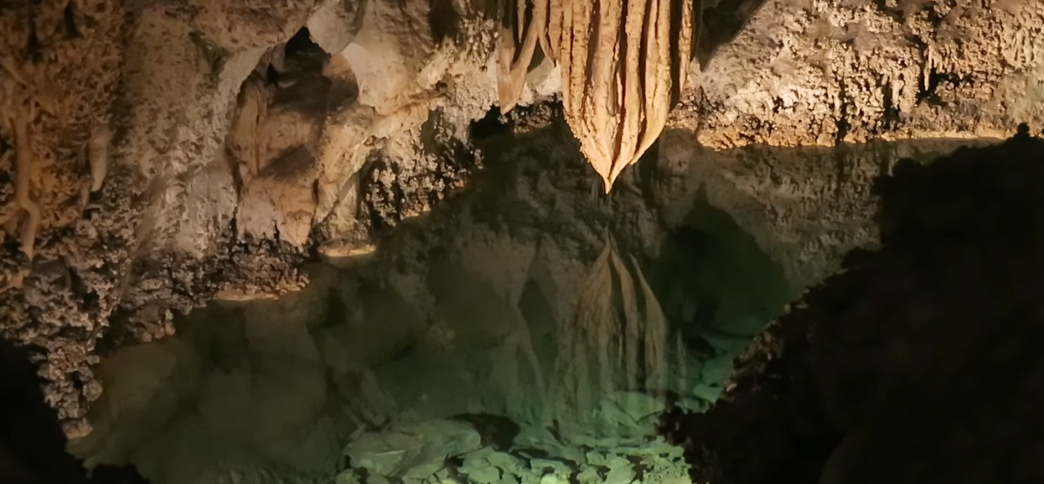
(0, 0), (1042, 478)
(661, 131), (1044, 484)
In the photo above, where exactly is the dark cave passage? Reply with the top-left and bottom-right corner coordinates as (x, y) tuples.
(0, 337), (147, 484)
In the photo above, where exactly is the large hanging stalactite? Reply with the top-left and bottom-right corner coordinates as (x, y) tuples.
(497, 0), (701, 192)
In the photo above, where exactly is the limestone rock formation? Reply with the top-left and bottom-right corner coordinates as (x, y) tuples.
(498, 0), (700, 192)
(0, 0), (1043, 482)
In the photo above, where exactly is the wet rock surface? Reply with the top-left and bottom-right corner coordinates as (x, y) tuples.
(660, 130), (1044, 484)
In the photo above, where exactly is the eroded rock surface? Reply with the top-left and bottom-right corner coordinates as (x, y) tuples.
(680, 0), (1044, 148)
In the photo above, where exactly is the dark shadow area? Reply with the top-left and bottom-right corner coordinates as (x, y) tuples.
(0, 337), (149, 484)
(696, 0), (770, 69)
(653, 184), (791, 348)
(658, 128), (1044, 484)
(449, 413), (521, 450)
(429, 0), (462, 45)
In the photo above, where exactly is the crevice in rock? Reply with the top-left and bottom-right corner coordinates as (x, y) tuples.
(917, 68), (971, 108)
(834, 80), (852, 146)
(469, 106), (512, 143)
(63, 1), (81, 39)
(879, 76), (901, 132)
(429, 0), (462, 46)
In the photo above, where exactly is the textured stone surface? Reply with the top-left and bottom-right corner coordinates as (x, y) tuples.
(677, 0), (1044, 149)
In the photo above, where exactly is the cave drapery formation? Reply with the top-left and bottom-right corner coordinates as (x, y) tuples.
(497, 0), (700, 192)
(1, 0), (1044, 483)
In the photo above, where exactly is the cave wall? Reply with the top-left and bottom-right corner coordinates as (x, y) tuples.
(0, 0), (1041, 449)
(683, 0), (1044, 148)
(67, 119), (895, 484)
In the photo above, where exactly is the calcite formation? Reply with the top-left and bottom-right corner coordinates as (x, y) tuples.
(3, 100), (41, 260)
(498, 0), (701, 192)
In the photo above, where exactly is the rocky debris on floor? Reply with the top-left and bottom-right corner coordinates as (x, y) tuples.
(338, 418), (692, 484)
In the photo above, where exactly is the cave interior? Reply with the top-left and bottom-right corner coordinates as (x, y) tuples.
(1, 1), (1044, 484)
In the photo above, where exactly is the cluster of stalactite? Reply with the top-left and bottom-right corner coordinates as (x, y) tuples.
(497, 0), (701, 192)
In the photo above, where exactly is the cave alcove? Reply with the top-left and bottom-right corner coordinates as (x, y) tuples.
(652, 185), (792, 370)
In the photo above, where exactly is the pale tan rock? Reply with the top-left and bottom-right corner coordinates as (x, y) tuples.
(307, 0), (365, 54)
(496, 0), (547, 113)
(172, 155), (238, 258)
(7, 101), (41, 259)
(543, 0), (700, 192)
(88, 124), (113, 193)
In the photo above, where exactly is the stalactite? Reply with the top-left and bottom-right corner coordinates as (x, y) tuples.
(8, 103), (42, 260)
(88, 124), (113, 192)
(496, 0), (547, 113)
(497, 0), (702, 192)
